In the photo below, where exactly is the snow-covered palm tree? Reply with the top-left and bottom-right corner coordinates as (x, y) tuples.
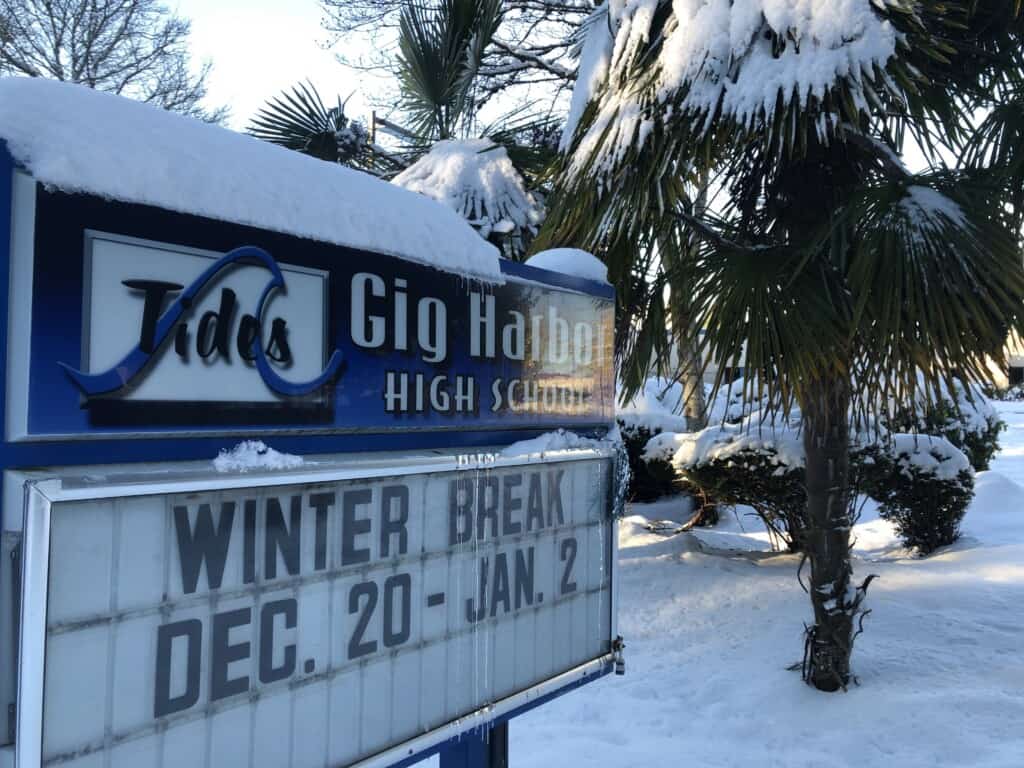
(392, 138), (543, 257)
(389, 0), (551, 258)
(542, 0), (1024, 690)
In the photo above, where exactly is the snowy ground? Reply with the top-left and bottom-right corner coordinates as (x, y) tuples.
(514, 401), (1024, 767)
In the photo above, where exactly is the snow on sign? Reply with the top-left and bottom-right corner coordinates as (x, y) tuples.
(16, 452), (616, 768)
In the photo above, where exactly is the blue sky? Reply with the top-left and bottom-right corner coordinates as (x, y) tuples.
(174, 0), (375, 130)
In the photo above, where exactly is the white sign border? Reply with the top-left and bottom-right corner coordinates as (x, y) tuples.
(15, 448), (619, 768)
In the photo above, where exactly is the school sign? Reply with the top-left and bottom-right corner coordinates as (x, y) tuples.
(0, 80), (621, 768)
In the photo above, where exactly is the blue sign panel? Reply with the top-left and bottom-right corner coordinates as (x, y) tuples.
(10, 182), (615, 444)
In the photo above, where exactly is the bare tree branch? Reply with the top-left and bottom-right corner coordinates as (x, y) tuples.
(0, 0), (227, 122)
(319, 0), (587, 112)
(490, 38), (573, 79)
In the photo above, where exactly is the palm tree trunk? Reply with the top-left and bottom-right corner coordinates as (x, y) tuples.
(679, 338), (707, 431)
(681, 172), (709, 434)
(800, 374), (854, 692)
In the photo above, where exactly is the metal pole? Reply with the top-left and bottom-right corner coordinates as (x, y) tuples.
(488, 722), (508, 768)
(438, 723), (508, 768)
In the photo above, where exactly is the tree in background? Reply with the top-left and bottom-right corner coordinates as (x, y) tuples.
(0, 0), (224, 122)
(319, 0), (585, 111)
(250, 0), (553, 259)
(541, 0), (1024, 691)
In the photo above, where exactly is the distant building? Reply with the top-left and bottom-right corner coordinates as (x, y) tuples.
(1004, 332), (1024, 387)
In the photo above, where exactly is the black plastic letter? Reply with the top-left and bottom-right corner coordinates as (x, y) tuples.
(154, 619), (202, 718)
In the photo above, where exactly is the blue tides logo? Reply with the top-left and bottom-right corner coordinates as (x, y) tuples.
(60, 244), (343, 399)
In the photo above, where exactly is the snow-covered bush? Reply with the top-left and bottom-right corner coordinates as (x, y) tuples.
(617, 378), (688, 501)
(864, 436), (974, 554)
(710, 375), (1002, 471)
(619, 424), (685, 501)
(646, 421), (807, 551)
(989, 382), (1024, 402)
(884, 381), (1003, 472)
(650, 421), (975, 555)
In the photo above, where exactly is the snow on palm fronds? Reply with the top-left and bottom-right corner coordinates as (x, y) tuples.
(393, 139), (544, 248)
(560, 4), (615, 152)
(898, 186), (969, 235)
(565, 0), (905, 179)
(657, 0), (899, 123)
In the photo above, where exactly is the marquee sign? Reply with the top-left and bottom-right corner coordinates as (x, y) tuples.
(0, 133), (620, 768)
(15, 451), (616, 768)
(5, 173), (615, 443)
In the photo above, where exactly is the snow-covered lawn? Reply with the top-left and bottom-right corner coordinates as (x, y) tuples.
(516, 401), (1024, 767)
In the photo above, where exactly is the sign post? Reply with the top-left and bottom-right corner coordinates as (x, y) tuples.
(0, 87), (620, 768)
(438, 724), (508, 768)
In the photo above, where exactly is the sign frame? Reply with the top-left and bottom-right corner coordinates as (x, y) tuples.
(14, 448), (619, 768)
(0, 139), (621, 768)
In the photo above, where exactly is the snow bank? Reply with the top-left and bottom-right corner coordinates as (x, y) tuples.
(213, 441), (304, 473)
(516, 488), (1024, 767)
(963, 472), (1024, 540)
(510, 401), (1024, 768)
(525, 248), (608, 283)
(0, 78), (501, 282)
(617, 377), (688, 435)
(392, 138), (543, 240)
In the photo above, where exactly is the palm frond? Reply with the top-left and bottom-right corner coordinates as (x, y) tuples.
(843, 173), (1024, 414)
(963, 72), (1024, 226)
(484, 112), (562, 183)
(249, 81), (348, 161)
(247, 81), (408, 176)
(396, 0), (503, 141)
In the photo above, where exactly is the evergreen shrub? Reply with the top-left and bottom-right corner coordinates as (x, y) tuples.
(885, 382), (1003, 471)
(618, 420), (683, 501)
(865, 436), (975, 554)
(644, 423), (806, 551)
